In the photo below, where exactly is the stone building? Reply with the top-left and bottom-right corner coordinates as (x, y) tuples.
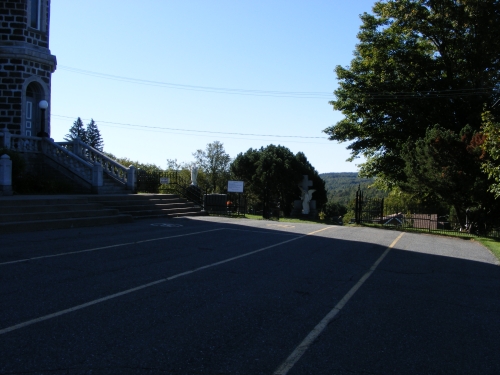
(0, 0), (56, 137)
(0, 1), (138, 196)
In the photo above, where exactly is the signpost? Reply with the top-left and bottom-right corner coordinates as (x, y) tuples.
(227, 181), (244, 215)
(160, 177), (170, 184)
(227, 180), (244, 193)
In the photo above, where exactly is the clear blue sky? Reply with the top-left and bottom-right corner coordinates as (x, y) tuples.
(49, 0), (376, 174)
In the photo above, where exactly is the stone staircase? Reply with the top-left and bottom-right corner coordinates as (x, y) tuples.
(0, 194), (206, 234)
(98, 173), (130, 194)
(88, 194), (206, 219)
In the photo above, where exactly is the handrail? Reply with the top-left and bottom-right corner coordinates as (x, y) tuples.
(41, 138), (94, 183)
(8, 134), (42, 153)
(1, 131), (136, 193)
(57, 138), (132, 187)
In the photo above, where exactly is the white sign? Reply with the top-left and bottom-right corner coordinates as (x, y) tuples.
(160, 177), (170, 184)
(228, 180), (244, 193)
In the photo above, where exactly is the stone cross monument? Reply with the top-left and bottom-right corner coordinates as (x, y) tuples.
(298, 175), (315, 215)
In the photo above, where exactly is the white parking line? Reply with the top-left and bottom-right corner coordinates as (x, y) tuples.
(273, 232), (405, 375)
(0, 227), (333, 335)
(0, 228), (224, 266)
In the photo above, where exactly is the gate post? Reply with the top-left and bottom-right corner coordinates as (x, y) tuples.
(91, 162), (103, 194)
(0, 154), (13, 196)
(127, 165), (136, 193)
(380, 198), (384, 222)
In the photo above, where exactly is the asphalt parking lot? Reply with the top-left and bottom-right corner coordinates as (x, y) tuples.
(1, 216), (499, 374)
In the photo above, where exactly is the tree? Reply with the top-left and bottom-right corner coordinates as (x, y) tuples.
(64, 117), (87, 142)
(193, 141), (231, 192)
(86, 119), (104, 151)
(324, 0), (500, 219)
(401, 125), (496, 223)
(481, 111), (500, 198)
(104, 152), (163, 173)
(231, 145), (327, 216)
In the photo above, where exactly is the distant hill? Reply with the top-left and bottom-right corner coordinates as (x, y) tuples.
(320, 172), (387, 206)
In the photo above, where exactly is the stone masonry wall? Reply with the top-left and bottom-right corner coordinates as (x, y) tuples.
(0, 0), (49, 47)
(0, 0), (55, 134)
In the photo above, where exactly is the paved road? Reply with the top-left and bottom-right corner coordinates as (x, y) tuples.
(1, 217), (499, 374)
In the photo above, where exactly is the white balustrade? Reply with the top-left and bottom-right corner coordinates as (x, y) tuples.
(0, 130), (135, 192)
(9, 135), (42, 153)
(65, 138), (131, 187)
(41, 139), (93, 183)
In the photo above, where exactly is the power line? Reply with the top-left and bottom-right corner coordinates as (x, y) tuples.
(51, 114), (330, 140)
(58, 66), (334, 99)
(58, 65), (498, 101)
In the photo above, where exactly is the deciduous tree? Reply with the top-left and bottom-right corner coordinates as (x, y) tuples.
(324, 0), (500, 219)
(231, 145), (327, 216)
(193, 141), (231, 192)
(481, 111), (500, 198)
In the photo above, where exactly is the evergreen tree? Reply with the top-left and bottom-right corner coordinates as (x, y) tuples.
(86, 119), (104, 151)
(64, 117), (87, 142)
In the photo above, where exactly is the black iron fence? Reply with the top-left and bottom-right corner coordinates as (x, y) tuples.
(354, 189), (500, 239)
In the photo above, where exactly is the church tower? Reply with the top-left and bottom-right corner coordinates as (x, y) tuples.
(0, 0), (57, 137)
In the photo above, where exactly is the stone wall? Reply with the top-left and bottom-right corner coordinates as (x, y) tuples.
(0, 0), (56, 134)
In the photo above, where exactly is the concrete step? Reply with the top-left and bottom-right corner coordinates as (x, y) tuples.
(94, 202), (194, 211)
(0, 196), (134, 233)
(88, 194), (207, 219)
(119, 206), (203, 217)
(0, 203), (105, 215)
(135, 211), (206, 219)
(0, 208), (120, 223)
(89, 194), (181, 202)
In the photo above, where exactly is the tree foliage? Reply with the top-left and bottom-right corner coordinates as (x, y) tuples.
(481, 111), (500, 198)
(324, 0), (500, 221)
(104, 152), (163, 173)
(193, 141), (231, 192)
(400, 125), (498, 222)
(64, 117), (87, 143)
(64, 117), (104, 151)
(321, 172), (386, 206)
(231, 145), (327, 216)
(86, 119), (104, 151)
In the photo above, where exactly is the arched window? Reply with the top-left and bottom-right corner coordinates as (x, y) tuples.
(29, 0), (41, 30)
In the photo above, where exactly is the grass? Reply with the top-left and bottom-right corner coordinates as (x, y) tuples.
(476, 237), (500, 262)
(241, 213), (342, 225)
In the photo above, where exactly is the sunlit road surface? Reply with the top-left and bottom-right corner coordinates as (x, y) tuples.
(1, 216), (499, 374)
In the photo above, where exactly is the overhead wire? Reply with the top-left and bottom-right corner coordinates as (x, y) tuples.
(58, 66), (334, 99)
(50, 114), (331, 144)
